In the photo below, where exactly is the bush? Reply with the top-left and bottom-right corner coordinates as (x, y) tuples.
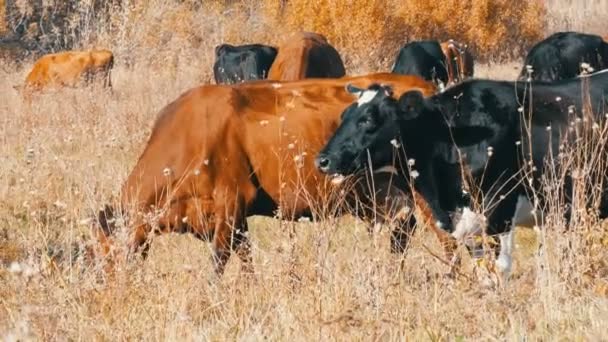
(0, 0), (548, 70)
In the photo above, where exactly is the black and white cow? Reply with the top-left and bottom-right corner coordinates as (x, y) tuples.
(520, 31), (608, 82)
(315, 70), (608, 280)
(391, 40), (449, 89)
(213, 43), (278, 84)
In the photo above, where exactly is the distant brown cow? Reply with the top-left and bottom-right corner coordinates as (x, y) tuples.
(440, 40), (474, 85)
(16, 49), (114, 94)
(267, 32), (346, 81)
(96, 73), (451, 276)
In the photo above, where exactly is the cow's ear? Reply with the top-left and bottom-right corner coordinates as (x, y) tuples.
(345, 83), (363, 98)
(398, 90), (425, 120)
(215, 44), (228, 56)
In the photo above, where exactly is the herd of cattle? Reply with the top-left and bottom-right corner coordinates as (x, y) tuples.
(12, 30), (608, 284)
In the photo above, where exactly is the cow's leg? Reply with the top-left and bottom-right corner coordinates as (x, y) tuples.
(495, 228), (515, 284)
(211, 195), (247, 276)
(234, 219), (254, 274)
(477, 193), (521, 286)
(390, 215), (416, 254)
(128, 223), (151, 259)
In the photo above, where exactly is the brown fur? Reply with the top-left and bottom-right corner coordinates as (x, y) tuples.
(16, 49), (114, 96)
(268, 32), (346, 81)
(96, 73), (457, 275)
(440, 40), (474, 85)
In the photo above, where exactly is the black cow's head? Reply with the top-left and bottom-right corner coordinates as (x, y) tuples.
(315, 83), (433, 177)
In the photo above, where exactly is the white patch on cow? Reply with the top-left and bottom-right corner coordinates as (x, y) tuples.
(373, 165), (399, 175)
(390, 139), (401, 148)
(438, 80), (446, 92)
(271, 83), (282, 88)
(357, 90), (378, 106)
(451, 207), (484, 241)
(496, 229), (515, 280)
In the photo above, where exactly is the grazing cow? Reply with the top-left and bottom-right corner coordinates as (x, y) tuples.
(96, 73), (437, 276)
(440, 39), (475, 84)
(315, 71), (608, 282)
(267, 32), (346, 81)
(16, 49), (114, 94)
(212, 44), (278, 84)
(520, 31), (608, 82)
(391, 40), (449, 88)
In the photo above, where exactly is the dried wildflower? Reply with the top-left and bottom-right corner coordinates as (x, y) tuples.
(331, 174), (345, 185)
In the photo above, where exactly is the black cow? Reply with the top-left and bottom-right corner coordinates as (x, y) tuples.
(391, 40), (449, 88)
(520, 31), (608, 82)
(315, 71), (608, 281)
(212, 44), (278, 84)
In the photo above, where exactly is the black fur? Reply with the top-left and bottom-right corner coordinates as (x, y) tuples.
(212, 44), (278, 84)
(391, 40), (448, 85)
(520, 31), (608, 82)
(317, 71), (608, 236)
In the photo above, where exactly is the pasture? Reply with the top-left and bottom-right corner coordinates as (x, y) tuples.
(1, 0), (608, 340)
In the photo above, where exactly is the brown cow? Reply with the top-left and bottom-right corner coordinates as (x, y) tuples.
(16, 49), (114, 94)
(267, 32), (346, 81)
(96, 73), (457, 276)
(440, 40), (474, 85)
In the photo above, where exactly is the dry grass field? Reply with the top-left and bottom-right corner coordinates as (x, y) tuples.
(1, 0), (608, 340)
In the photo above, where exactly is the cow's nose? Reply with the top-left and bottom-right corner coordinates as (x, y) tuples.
(315, 156), (331, 173)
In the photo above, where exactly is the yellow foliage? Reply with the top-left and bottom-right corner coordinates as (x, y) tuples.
(0, 0), (5, 35)
(395, 0), (546, 60)
(259, 0), (546, 62)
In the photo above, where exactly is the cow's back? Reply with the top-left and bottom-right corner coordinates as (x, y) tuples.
(25, 52), (89, 89)
(213, 44), (278, 84)
(522, 32), (608, 81)
(123, 73), (435, 219)
(267, 32), (346, 81)
(23, 50), (113, 91)
(392, 40), (448, 84)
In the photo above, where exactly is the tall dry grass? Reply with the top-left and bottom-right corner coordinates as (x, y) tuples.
(1, 0), (608, 340)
